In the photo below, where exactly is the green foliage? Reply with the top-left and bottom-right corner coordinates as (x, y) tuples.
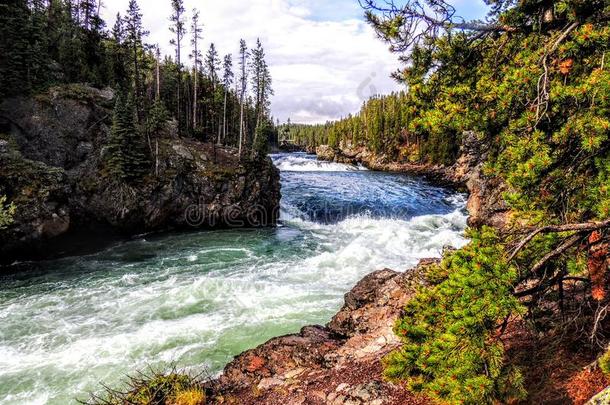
(106, 91), (150, 182)
(0, 195), (16, 230)
(86, 370), (205, 405)
(599, 348), (610, 377)
(0, 1), (273, 154)
(359, 2), (610, 403)
(384, 228), (526, 404)
(146, 99), (170, 135)
(252, 120), (273, 159)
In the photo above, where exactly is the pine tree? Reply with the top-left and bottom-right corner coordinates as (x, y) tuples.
(0, 0), (33, 98)
(205, 43), (220, 90)
(109, 13), (128, 88)
(238, 39), (249, 158)
(146, 98), (169, 176)
(250, 39), (273, 138)
(107, 92), (129, 179)
(169, 0), (186, 136)
(124, 0), (148, 121)
(107, 90), (150, 182)
(221, 54), (234, 144)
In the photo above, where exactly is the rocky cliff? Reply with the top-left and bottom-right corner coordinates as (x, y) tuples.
(0, 85), (280, 265)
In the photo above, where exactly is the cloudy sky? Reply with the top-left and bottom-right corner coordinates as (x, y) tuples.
(99, 0), (488, 124)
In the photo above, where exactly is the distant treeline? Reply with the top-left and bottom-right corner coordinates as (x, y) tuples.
(280, 90), (461, 165)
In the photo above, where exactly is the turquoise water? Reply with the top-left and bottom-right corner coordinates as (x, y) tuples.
(0, 154), (468, 404)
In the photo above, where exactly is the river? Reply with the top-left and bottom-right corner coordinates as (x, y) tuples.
(0, 153), (468, 404)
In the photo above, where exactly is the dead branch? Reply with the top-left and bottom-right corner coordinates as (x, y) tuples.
(533, 21), (580, 127)
(508, 218), (610, 263)
(530, 234), (583, 275)
(359, 0), (515, 53)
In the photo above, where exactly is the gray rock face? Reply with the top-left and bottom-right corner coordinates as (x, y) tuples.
(0, 85), (280, 265)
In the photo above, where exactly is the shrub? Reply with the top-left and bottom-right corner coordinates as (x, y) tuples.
(84, 369), (206, 405)
(599, 349), (610, 377)
(168, 388), (206, 405)
(0, 195), (15, 229)
(384, 228), (526, 404)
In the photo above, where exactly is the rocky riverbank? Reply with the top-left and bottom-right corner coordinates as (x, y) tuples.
(0, 85), (280, 265)
(317, 133), (510, 230)
(207, 261), (439, 405)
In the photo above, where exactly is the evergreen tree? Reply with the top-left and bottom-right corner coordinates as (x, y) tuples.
(250, 39), (274, 137)
(221, 54), (234, 144)
(146, 98), (169, 176)
(204, 43), (220, 90)
(124, 0), (148, 121)
(169, 0), (186, 136)
(237, 39), (249, 157)
(107, 90), (150, 182)
(109, 13), (128, 88)
(0, 0), (33, 98)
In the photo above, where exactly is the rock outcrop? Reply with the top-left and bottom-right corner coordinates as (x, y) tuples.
(209, 261), (439, 405)
(0, 85), (280, 265)
(448, 131), (510, 229)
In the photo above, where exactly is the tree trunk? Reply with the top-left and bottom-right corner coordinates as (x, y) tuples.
(155, 51), (160, 100)
(193, 66), (198, 130)
(239, 101), (244, 158)
(222, 88), (228, 144)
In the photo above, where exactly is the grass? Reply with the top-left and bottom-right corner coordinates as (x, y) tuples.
(82, 367), (210, 405)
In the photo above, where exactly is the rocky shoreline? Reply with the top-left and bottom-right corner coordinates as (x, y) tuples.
(207, 262), (439, 405)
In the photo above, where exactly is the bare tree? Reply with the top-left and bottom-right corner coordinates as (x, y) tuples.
(169, 0), (186, 136)
(190, 8), (203, 130)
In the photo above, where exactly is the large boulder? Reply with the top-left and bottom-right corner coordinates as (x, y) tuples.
(0, 85), (280, 265)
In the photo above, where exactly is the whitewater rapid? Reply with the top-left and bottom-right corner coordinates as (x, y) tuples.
(0, 153), (468, 405)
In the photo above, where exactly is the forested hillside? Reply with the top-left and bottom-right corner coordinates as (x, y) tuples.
(0, 0), (283, 262)
(0, 0), (278, 164)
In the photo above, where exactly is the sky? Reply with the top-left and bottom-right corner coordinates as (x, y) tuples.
(99, 0), (489, 124)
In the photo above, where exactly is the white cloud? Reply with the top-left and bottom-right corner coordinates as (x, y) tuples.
(99, 0), (400, 124)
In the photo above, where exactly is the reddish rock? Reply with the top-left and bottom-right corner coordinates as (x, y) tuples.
(209, 261), (439, 405)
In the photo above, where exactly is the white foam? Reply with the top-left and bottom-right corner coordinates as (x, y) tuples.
(273, 155), (367, 172)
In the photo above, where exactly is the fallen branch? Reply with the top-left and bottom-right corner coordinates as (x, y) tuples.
(508, 219), (610, 263)
(529, 234), (582, 275)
